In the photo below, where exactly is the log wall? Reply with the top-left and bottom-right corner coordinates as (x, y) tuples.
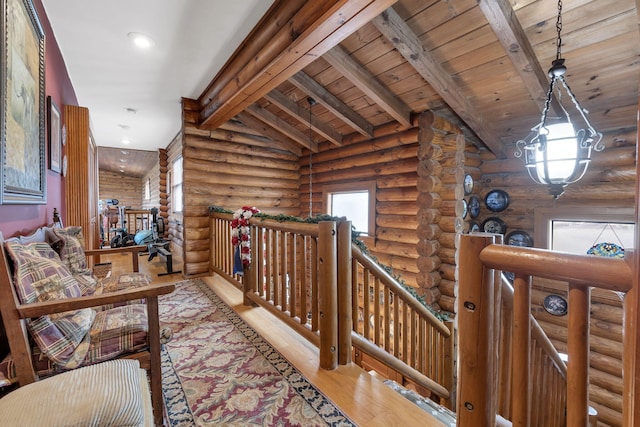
(180, 98), (302, 276)
(99, 171), (143, 208)
(480, 129), (636, 427)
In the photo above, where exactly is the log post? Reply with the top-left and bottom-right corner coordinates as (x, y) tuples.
(567, 282), (591, 426)
(511, 273), (532, 427)
(442, 318), (455, 409)
(337, 220), (353, 365)
(318, 221), (338, 370)
(457, 233), (497, 426)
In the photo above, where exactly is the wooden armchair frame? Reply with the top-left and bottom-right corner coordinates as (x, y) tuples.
(0, 234), (174, 426)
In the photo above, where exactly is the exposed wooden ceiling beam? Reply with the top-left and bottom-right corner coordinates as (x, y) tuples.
(323, 44), (412, 128)
(235, 111), (303, 156)
(372, 7), (507, 159)
(199, 0), (397, 130)
(245, 104), (319, 152)
(478, 0), (565, 118)
(264, 90), (343, 147)
(290, 71), (374, 137)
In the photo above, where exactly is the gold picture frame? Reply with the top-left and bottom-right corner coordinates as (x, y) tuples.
(0, 0), (46, 204)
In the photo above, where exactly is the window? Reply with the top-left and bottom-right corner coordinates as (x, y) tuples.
(535, 207), (635, 254)
(144, 179), (150, 200)
(172, 157), (183, 213)
(323, 181), (376, 239)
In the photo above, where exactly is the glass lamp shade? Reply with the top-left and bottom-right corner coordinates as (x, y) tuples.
(523, 122), (592, 198)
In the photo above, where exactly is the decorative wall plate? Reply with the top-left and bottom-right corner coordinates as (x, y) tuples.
(461, 198), (468, 219)
(482, 217), (506, 234)
(468, 222), (480, 233)
(544, 294), (568, 316)
(463, 174), (474, 195)
(485, 189), (510, 212)
(468, 195), (480, 218)
(506, 230), (533, 247)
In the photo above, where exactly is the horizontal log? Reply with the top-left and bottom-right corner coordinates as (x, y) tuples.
(377, 187), (419, 202)
(417, 192), (442, 208)
(304, 145), (418, 174)
(186, 133), (299, 161)
(373, 253), (419, 274)
(416, 224), (441, 240)
(481, 145), (635, 174)
(438, 279), (455, 298)
(439, 263), (456, 282)
(184, 157), (299, 180)
(377, 201), (419, 216)
(184, 183), (299, 200)
(204, 172), (298, 189)
(416, 270), (442, 290)
(439, 247), (456, 265)
(304, 157), (418, 183)
(301, 128), (418, 164)
(416, 239), (440, 257)
(439, 232), (458, 250)
(376, 227), (420, 245)
(183, 144), (298, 172)
(417, 208), (442, 224)
(417, 159), (443, 178)
(438, 295), (455, 313)
(377, 172), (419, 189)
(417, 175), (443, 193)
(377, 214), (419, 230)
(416, 255), (440, 273)
(539, 318), (623, 359)
(374, 240), (419, 258)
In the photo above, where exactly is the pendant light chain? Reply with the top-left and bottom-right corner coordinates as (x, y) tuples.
(307, 97), (316, 218)
(555, 0), (563, 61)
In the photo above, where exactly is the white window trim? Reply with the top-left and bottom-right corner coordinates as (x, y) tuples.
(534, 206), (634, 249)
(322, 180), (376, 243)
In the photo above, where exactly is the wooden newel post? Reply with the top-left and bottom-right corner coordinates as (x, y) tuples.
(318, 221), (338, 370)
(457, 234), (497, 426)
(336, 220), (353, 365)
(567, 282), (591, 426)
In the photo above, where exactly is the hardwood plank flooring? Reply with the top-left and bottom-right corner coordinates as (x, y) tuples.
(103, 252), (447, 426)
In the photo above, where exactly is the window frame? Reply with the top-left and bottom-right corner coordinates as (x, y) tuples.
(171, 156), (183, 213)
(534, 206), (635, 250)
(322, 180), (376, 243)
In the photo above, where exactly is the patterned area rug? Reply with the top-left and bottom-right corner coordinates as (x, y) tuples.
(159, 279), (356, 426)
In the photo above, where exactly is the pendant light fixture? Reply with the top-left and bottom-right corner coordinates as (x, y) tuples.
(514, 0), (604, 199)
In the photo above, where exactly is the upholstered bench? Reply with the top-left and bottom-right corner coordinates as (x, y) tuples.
(0, 359), (153, 427)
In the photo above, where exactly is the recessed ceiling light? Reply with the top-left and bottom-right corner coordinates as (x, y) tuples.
(119, 158), (127, 163)
(121, 138), (131, 145)
(121, 150), (129, 155)
(127, 32), (155, 49)
(118, 124), (130, 130)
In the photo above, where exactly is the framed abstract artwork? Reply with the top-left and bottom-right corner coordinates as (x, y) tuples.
(0, 0), (46, 204)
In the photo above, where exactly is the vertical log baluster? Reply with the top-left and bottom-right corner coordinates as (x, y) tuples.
(511, 273), (531, 427)
(567, 282), (591, 426)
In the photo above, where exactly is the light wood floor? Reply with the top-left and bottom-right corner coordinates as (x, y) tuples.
(103, 251), (447, 426)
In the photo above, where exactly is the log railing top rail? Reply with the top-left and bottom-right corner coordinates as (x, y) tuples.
(352, 243), (451, 338)
(480, 244), (633, 292)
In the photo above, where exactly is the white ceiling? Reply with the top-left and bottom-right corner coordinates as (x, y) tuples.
(41, 0), (275, 152)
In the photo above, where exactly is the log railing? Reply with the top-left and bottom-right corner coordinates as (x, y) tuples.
(458, 233), (633, 426)
(209, 211), (454, 400)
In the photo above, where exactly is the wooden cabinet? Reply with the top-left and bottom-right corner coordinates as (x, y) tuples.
(64, 105), (99, 252)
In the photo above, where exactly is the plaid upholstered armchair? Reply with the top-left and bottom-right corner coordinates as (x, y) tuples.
(0, 226), (174, 426)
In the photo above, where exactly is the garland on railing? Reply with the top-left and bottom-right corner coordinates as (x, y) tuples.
(210, 206), (449, 320)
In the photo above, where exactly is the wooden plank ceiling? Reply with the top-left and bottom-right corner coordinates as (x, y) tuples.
(194, 0), (640, 160)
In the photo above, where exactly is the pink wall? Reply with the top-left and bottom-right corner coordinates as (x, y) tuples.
(0, 0), (78, 238)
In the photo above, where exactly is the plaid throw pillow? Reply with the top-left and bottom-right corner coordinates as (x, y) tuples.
(53, 227), (100, 295)
(4, 241), (94, 369)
